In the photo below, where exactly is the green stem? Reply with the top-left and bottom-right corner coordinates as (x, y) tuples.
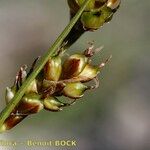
(0, 0), (91, 130)
(63, 20), (85, 49)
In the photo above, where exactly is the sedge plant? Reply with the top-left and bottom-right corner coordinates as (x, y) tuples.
(0, 0), (120, 133)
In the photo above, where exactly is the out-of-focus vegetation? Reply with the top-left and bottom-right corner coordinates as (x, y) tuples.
(0, 0), (150, 150)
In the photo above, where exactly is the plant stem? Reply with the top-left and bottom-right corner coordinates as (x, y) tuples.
(63, 18), (85, 49)
(0, 0), (91, 130)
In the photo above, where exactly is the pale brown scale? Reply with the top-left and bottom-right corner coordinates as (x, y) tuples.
(61, 59), (81, 79)
(3, 114), (27, 131)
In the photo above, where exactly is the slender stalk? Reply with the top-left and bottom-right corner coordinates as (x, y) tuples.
(63, 18), (85, 49)
(0, 0), (91, 130)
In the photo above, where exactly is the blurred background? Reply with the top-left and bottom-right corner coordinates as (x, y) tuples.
(0, 0), (150, 150)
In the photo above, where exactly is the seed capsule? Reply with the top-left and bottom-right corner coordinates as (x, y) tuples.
(25, 79), (38, 94)
(77, 64), (100, 82)
(81, 7), (113, 30)
(61, 54), (88, 79)
(17, 93), (43, 114)
(44, 96), (66, 112)
(0, 115), (27, 132)
(44, 56), (62, 81)
(63, 82), (88, 99)
(67, 0), (120, 31)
